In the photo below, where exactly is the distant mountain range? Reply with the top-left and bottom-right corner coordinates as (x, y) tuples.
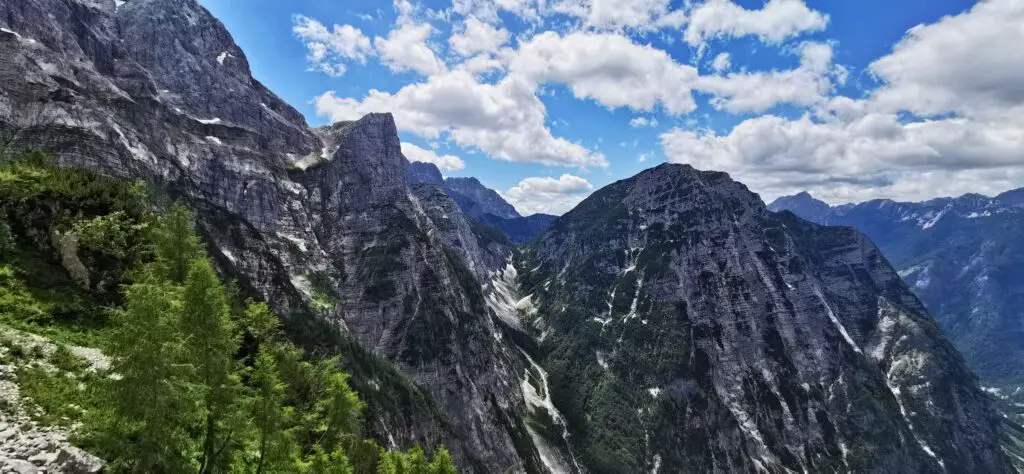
(769, 190), (1024, 388)
(1, 0), (1017, 471)
(406, 162), (557, 244)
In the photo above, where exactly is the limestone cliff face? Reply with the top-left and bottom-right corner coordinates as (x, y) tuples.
(0, 2), (1015, 473)
(770, 191), (1024, 388)
(0, 1), (533, 471)
(513, 164), (1012, 473)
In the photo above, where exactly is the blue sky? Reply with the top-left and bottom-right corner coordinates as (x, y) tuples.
(199, 0), (1023, 214)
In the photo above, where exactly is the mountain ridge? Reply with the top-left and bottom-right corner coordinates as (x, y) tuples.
(517, 163), (1011, 472)
(769, 190), (1024, 388)
(0, 1), (1016, 472)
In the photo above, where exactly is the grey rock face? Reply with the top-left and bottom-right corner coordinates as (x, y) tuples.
(514, 164), (1012, 473)
(771, 191), (1024, 387)
(406, 161), (445, 186)
(0, 1), (532, 471)
(444, 176), (521, 220)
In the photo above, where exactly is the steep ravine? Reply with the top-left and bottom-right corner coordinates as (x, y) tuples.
(0, 1), (1016, 473)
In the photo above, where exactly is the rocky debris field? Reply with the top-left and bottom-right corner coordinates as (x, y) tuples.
(0, 328), (105, 473)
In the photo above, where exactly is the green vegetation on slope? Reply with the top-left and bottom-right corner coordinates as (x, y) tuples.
(0, 153), (455, 473)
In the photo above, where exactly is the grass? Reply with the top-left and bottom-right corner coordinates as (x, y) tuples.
(16, 365), (98, 427)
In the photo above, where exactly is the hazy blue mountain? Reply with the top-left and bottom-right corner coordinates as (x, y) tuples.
(997, 187), (1024, 208)
(404, 162), (557, 243)
(770, 191), (1024, 387)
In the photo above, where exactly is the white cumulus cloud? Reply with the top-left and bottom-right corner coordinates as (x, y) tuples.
(374, 22), (447, 76)
(502, 174), (594, 215)
(313, 70), (607, 168)
(401, 142), (466, 170)
(292, 15), (373, 76)
(684, 0), (829, 50)
(630, 116), (659, 128)
(696, 42), (845, 113)
(710, 52), (731, 72)
(508, 31), (699, 114)
(449, 16), (510, 57)
(867, 0), (1024, 120)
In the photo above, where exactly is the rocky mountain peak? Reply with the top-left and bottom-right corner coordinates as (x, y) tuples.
(310, 113), (406, 202)
(996, 187), (1024, 208)
(767, 190), (832, 222)
(520, 163), (1013, 473)
(444, 176), (521, 220)
(406, 161), (445, 186)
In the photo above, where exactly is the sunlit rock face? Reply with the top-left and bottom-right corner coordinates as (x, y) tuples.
(0, 1), (1014, 473)
(0, 1), (535, 471)
(513, 164), (1013, 473)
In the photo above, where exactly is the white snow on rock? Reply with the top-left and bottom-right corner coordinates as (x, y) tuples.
(814, 287), (863, 354)
(197, 117), (222, 124)
(520, 350), (583, 474)
(486, 261), (536, 331)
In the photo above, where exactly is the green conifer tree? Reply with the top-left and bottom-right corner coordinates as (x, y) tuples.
(180, 258), (240, 473)
(153, 204), (203, 284)
(104, 280), (198, 472)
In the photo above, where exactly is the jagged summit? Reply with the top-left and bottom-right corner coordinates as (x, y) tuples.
(517, 163), (1012, 473)
(0, 1), (1016, 472)
(444, 175), (522, 220)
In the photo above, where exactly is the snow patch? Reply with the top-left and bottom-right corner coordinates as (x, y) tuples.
(216, 51), (232, 65)
(814, 287), (862, 354)
(205, 136), (222, 145)
(277, 232), (309, 252)
(197, 117), (222, 124)
(521, 351), (583, 473)
(487, 261), (536, 331)
(648, 387), (661, 398)
(919, 209), (946, 230)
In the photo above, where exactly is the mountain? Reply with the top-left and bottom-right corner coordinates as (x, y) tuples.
(0, 1), (1015, 472)
(406, 161), (445, 187)
(770, 191), (1024, 388)
(0, 1), (537, 471)
(510, 164), (1011, 472)
(766, 191), (832, 222)
(444, 177), (522, 220)
(997, 187), (1024, 208)
(480, 213), (559, 244)
(404, 162), (555, 243)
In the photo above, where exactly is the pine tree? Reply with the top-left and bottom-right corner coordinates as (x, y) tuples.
(180, 258), (240, 473)
(248, 347), (300, 473)
(153, 204), (203, 284)
(103, 279), (198, 473)
(428, 448), (456, 474)
(313, 358), (364, 453)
